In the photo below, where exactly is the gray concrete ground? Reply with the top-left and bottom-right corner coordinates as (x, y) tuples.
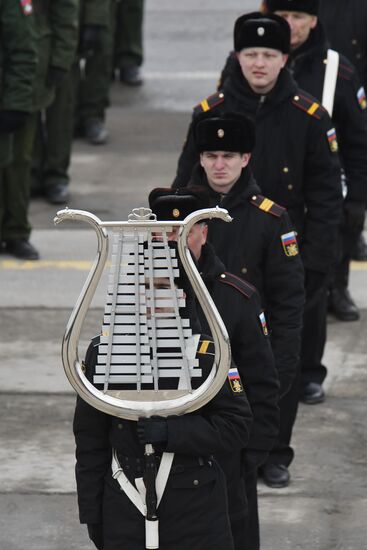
(1, 1), (367, 549)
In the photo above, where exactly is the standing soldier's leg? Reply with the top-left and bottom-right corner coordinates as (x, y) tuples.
(41, 72), (75, 204)
(243, 469), (260, 550)
(116, 0), (144, 86)
(0, 168), (5, 248)
(329, 221), (362, 321)
(78, 1), (115, 145)
(260, 365), (301, 488)
(30, 113), (46, 197)
(299, 286), (328, 403)
(352, 229), (367, 261)
(3, 114), (39, 260)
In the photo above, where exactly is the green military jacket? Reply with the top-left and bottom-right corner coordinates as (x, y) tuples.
(0, 0), (37, 166)
(32, 0), (78, 110)
(79, 0), (110, 27)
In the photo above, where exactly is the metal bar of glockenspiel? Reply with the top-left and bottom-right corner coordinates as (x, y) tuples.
(161, 231), (192, 392)
(147, 230), (159, 391)
(103, 230), (124, 393)
(134, 231), (142, 391)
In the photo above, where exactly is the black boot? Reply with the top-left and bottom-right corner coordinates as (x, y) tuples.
(299, 382), (325, 405)
(119, 65), (143, 86)
(260, 464), (290, 488)
(328, 287), (360, 321)
(44, 182), (69, 205)
(5, 239), (39, 260)
(84, 118), (108, 145)
(351, 233), (367, 261)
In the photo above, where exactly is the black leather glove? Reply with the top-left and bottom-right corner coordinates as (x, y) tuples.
(137, 416), (168, 445)
(343, 201), (366, 231)
(0, 110), (28, 133)
(87, 523), (103, 550)
(46, 66), (68, 88)
(79, 25), (103, 56)
(243, 450), (269, 473)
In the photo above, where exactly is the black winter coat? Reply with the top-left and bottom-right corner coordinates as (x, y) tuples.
(188, 166), (304, 397)
(73, 338), (253, 550)
(173, 68), (343, 275)
(196, 243), (279, 533)
(198, 242), (279, 453)
(286, 22), (367, 203)
(319, 0), (367, 88)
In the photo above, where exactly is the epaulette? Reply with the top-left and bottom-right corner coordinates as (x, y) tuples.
(197, 338), (215, 356)
(249, 194), (285, 218)
(193, 91), (225, 115)
(217, 271), (256, 299)
(292, 91), (325, 120)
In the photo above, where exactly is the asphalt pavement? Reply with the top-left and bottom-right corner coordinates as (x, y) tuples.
(0, 1), (366, 549)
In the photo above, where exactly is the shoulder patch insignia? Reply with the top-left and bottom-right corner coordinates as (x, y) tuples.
(250, 194), (285, 218)
(193, 91), (225, 115)
(357, 87), (367, 110)
(259, 311), (269, 336)
(292, 92), (324, 120)
(20, 0), (33, 15)
(326, 128), (339, 152)
(228, 367), (244, 394)
(217, 271), (256, 299)
(197, 339), (215, 356)
(281, 231), (299, 257)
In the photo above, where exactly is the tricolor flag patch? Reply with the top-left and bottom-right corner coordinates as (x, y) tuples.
(327, 128), (338, 153)
(281, 230), (299, 257)
(357, 87), (367, 110)
(20, 0), (33, 15)
(228, 367), (244, 394)
(259, 311), (269, 336)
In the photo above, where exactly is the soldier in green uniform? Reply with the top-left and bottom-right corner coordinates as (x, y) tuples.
(114, 0), (145, 86)
(30, 0), (79, 205)
(75, 0), (112, 145)
(0, 0), (37, 259)
(32, 0), (111, 204)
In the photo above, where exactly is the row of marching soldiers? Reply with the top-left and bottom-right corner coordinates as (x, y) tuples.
(74, 0), (367, 550)
(2, 3), (366, 550)
(73, 2), (367, 550)
(0, 0), (143, 261)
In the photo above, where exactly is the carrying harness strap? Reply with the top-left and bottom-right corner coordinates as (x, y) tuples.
(112, 450), (175, 515)
(322, 49), (340, 117)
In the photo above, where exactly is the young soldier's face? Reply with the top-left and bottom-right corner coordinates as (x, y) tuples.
(275, 11), (317, 50)
(200, 151), (251, 194)
(165, 222), (208, 261)
(145, 277), (183, 316)
(187, 223), (208, 261)
(237, 47), (288, 94)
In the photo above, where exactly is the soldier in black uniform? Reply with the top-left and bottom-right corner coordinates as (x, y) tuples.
(148, 186), (280, 550)
(171, 112), (303, 545)
(172, 13), (343, 488)
(262, 0), (367, 322)
(318, 0), (367, 262)
(74, 295), (253, 549)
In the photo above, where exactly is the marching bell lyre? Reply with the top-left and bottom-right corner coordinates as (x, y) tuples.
(54, 206), (233, 420)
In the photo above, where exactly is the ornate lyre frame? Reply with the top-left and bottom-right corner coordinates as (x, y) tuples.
(54, 206), (232, 420)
